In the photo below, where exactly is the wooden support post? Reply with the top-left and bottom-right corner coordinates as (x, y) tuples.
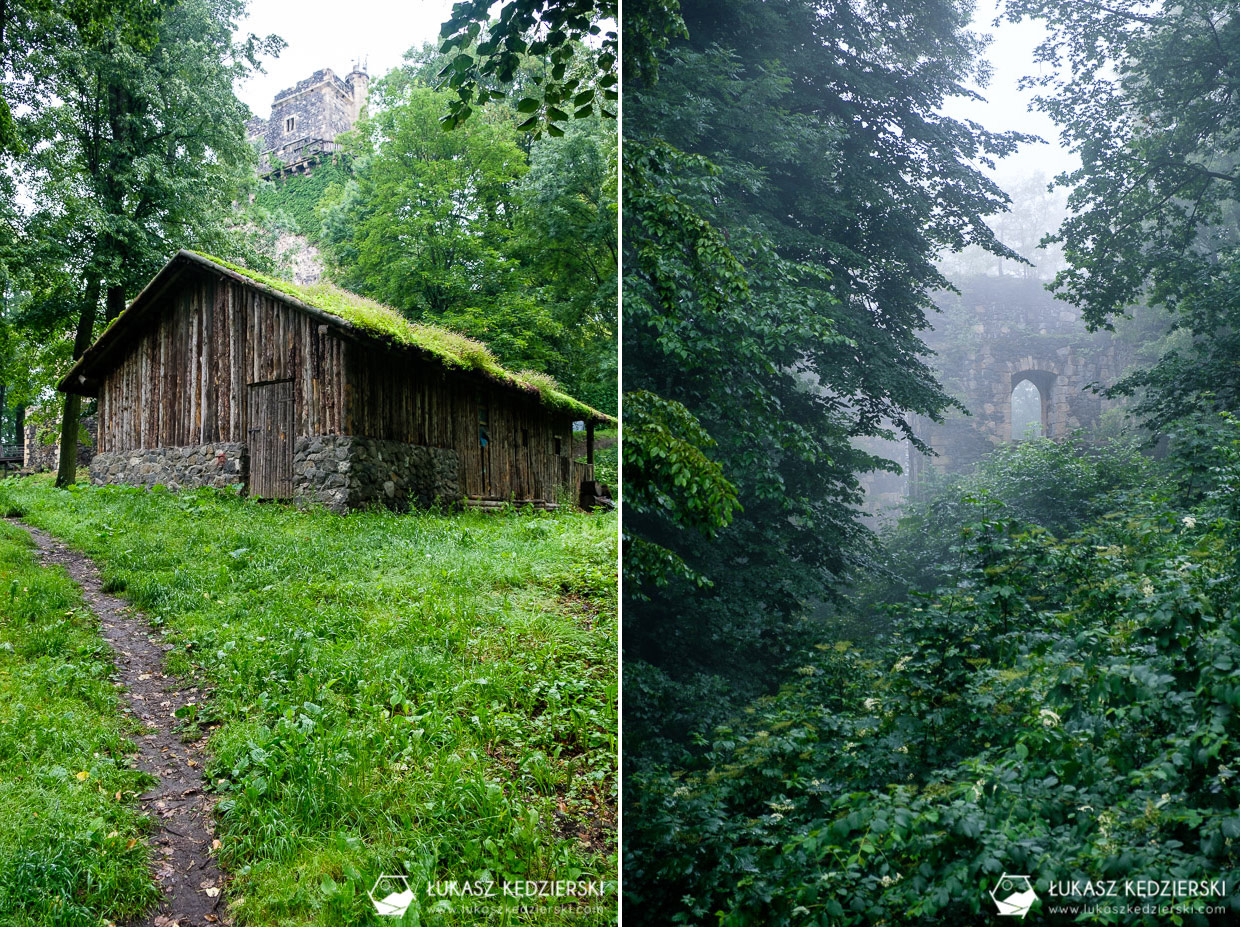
(586, 419), (595, 466)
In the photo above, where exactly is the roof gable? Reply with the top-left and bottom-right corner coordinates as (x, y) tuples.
(59, 250), (612, 423)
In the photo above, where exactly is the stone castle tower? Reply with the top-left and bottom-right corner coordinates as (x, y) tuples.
(246, 65), (368, 176)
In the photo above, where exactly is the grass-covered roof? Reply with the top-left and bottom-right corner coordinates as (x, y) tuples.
(191, 251), (611, 422)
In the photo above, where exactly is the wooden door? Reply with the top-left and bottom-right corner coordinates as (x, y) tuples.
(477, 399), (493, 498)
(248, 380), (294, 499)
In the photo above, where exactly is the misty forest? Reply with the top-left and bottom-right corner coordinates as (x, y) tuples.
(625, 0), (1240, 924)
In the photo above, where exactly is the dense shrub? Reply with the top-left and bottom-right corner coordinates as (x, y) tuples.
(626, 422), (1240, 925)
(870, 435), (1151, 604)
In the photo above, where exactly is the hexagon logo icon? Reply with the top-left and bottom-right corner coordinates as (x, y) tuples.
(369, 874), (414, 917)
(990, 873), (1037, 918)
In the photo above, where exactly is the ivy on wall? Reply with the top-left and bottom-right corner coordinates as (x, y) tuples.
(252, 159), (351, 242)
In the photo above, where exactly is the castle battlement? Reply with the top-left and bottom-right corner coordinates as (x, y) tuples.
(248, 65), (368, 176)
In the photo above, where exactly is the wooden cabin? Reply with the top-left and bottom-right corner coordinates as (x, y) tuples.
(59, 251), (611, 510)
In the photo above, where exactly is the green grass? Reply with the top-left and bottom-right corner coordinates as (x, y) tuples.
(0, 479), (618, 926)
(0, 520), (159, 927)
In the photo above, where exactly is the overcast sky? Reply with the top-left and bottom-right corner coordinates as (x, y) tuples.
(234, 1), (1072, 176)
(943, 0), (1077, 183)
(232, 0), (457, 117)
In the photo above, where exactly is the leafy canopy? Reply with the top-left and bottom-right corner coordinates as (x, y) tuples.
(1004, 2), (1240, 426)
(437, 0), (617, 134)
(623, 0), (1034, 748)
(319, 60), (616, 414)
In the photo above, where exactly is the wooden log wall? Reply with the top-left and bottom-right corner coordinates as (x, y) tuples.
(97, 269), (347, 453)
(94, 264), (577, 504)
(346, 348), (576, 503)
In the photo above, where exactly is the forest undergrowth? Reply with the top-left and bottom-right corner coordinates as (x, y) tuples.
(627, 419), (1240, 925)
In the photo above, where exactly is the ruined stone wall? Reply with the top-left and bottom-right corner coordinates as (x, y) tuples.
(24, 416), (97, 472)
(857, 276), (1136, 511)
(252, 67), (367, 172)
(294, 435), (461, 511)
(911, 277), (1132, 482)
(245, 115), (266, 146)
(89, 442), (247, 489)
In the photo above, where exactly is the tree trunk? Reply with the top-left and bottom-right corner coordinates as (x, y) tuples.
(55, 395), (83, 487)
(106, 284), (125, 323)
(55, 277), (101, 488)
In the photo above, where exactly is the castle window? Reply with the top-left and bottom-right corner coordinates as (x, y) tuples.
(285, 116), (296, 133)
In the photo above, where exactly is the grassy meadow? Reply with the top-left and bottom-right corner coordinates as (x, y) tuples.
(0, 520), (159, 926)
(0, 478), (618, 926)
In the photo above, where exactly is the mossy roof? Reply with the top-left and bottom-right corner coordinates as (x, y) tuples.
(63, 250), (612, 423)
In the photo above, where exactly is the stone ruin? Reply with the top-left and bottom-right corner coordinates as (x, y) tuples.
(24, 415), (97, 473)
(859, 276), (1135, 516)
(246, 65), (368, 177)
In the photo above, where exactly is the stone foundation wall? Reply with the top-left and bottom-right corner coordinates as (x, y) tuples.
(24, 416), (97, 472)
(88, 435), (461, 510)
(294, 435), (461, 510)
(90, 443), (247, 490)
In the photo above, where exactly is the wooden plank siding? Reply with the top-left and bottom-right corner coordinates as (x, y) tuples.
(345, 344), (576, 504)
(94, 264), (579, 504)
(97, 269), (347, 453)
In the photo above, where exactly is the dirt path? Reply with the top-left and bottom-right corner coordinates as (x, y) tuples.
(9, 520), (226, 927)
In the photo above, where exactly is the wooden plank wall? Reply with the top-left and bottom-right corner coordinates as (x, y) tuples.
(347, 348), (576, 503)
(97, 269), (347, 453)
(95, 265), (577, 504)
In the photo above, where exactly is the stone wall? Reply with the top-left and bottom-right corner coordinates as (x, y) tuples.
(294, 434), (461, 511)
(89, 443), (247, 490)
(910, 277), (1132, 483)
(87, 434), (461, 510)
(856, 276), (1136, 511)
(250, 67), (367, 173)
(24, 416), (97, 472)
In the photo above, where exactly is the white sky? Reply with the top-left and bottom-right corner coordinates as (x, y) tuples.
(232, 0), (457, 118)
(232, 0), (1071, 179)
(943, 0), (1077, 183)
